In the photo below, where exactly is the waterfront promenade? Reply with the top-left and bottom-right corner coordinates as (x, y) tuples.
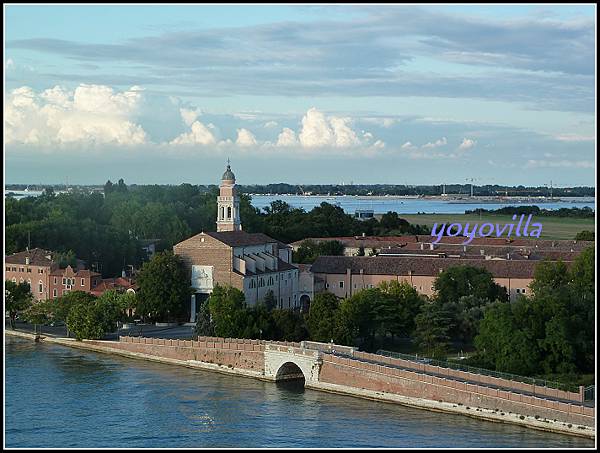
(6, 328), (595, 439)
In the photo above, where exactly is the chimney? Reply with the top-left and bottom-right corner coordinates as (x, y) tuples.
(429, 243), (434, 251)
(362, 232), (366, 237)
(122, 269), (127, 278)
(25, 256), (30, 265)
(420, 243), (424, 250)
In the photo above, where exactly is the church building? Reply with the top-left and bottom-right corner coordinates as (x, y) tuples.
(174, 163), (299, 322)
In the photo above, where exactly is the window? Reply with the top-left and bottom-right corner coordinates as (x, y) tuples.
(81, 278), (85, 286)
(27, 268), (32, 273)
(53, 289), (57, 298)
(54, 277), (57, 284)
(12, 278), (16, 283)
(522, 289), (526, 294)
(39, 281), (43, 293)
(339, 281), (344, 288)
(325, 283), (329, 289)
(516, 289), (520, 294)
(19, 278), (24, 283)
(62, 278), (66, 284)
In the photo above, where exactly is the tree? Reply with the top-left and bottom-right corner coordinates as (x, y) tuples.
(263, 290), (277, 311)
(271, 309), (308, 342)
(473, 251), (596, 376)
(377, 280), (424, 338)
(433, 265), (508, 305)
(22, 300), (52, 328)
(574, 230), (594, 241)
(307, 292), (339, 342)
(5, 281), (33, 328)
(414, 302), (454, 359)
(195, 299), (215, 337)
(52, 290), (97, 337)
(206, 284), (246, 338)
(136, 251), (191, 322)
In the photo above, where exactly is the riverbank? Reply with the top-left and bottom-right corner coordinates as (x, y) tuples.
(6, 330), (594, 440)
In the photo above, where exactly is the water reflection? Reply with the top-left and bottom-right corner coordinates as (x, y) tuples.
(5, 338), (594, 448)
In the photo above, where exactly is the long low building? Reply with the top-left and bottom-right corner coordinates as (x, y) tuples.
(310, 255), (561, 301)
(291, 235), (593, 260)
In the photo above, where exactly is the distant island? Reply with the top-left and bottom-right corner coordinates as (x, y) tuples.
(4, 183), (596, 198)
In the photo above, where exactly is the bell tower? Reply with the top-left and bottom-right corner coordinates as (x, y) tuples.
(216, 160), (242, 232)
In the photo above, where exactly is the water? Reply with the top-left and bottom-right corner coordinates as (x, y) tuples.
(250, 195), (596, 215)
(5, 338), (594, 448)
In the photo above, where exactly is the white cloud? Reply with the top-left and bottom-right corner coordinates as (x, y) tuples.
(264, 121), (278, 128)
(422, 137), (447, 149)
(4, 84), (148, 146)
(294, 107), (370, 149)
(235, 128), (257, 147)
(401, 141), (416, 150)
(180, 108), (202, 126)
(553, 134), (595, 142)
(171, 121), (216, 145)
(458, 138), (476, 151)
(276, 127), (299, 147)
(525, 159), (594, 169)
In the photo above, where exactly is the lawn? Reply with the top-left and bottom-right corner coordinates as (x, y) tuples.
(401, 213), (595, 241)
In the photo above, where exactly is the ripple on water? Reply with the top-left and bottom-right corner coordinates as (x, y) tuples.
(4, 338), (594, 448)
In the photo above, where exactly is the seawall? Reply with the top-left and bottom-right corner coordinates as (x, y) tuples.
(6, 330), (594, 439)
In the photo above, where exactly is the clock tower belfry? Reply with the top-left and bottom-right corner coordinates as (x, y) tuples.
(216, 161), (242, 232)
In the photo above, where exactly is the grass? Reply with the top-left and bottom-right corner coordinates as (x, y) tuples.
(401, 213), (595, 241)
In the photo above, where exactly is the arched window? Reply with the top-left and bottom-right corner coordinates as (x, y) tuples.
(12, 277), (16, 283)
(227, 206), (232, 219)
(39, 280), (44, 294)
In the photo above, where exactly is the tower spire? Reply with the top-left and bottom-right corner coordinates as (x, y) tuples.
(216, 161), (242, 232)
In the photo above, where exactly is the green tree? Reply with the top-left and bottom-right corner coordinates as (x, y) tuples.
(574, 230), (594, 241)
(433, 265), (508, 304)
(263, 290), (277, 311)
(52, 290), (97, 337)
(5, 281), (33, 328)
(206, 284), (246, 338)
(377, 280), (424, 338)
(195, 299), (215, 337)
(271, 309), (308, 342)
(136, 251), (191, 322)
(22, 300), (52, 327)
(307, 292), (339, 342)
(414, 302), (454, 359)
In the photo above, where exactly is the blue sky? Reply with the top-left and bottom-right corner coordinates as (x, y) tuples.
(4, 4), (596, 186)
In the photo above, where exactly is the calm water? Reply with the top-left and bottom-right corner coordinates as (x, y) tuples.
(250, 195), (596, 215)
(5, 338), (594, 448)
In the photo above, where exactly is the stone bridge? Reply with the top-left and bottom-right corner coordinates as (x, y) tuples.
(110, 335), (594, 436)
(263, 344), (323, 384)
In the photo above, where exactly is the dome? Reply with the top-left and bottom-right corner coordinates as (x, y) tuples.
(222, 164), (235, 181)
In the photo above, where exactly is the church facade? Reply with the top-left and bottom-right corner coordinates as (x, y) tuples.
(174, 163), (299, 321)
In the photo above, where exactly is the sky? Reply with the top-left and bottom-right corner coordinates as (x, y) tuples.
(4, 4), (597, 186)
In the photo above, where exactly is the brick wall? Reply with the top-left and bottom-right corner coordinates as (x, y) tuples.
(319, 354), (594, 427)
(352, 351), (583, 403)
(107, 336), (265, 372)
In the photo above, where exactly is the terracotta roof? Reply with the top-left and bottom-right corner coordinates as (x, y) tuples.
(291, 235), (594, 251)
(310, 255), (564, 279)
(205, 230), (280, 247)
(5, 248), (54, 266)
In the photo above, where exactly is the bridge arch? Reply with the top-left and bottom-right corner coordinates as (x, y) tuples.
(275, 361), (305, 382)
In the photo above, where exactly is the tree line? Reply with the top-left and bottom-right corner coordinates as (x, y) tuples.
(465, 205), (595, 219)
(5, 181), (427, 277)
